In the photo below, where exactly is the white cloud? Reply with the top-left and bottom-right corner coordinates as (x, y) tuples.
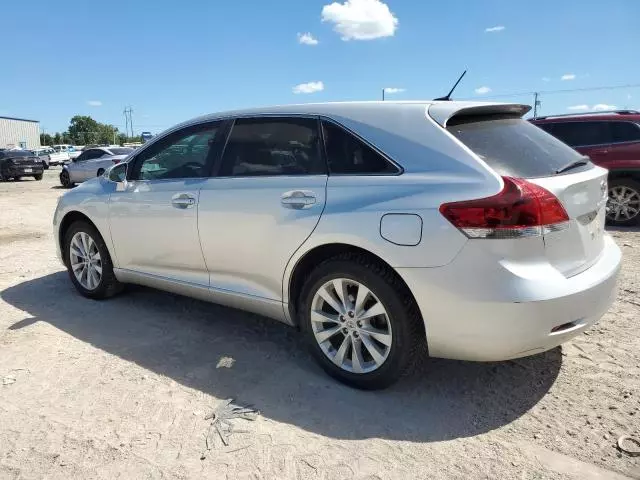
(567, 104), (617, 112)
(321, 0), (398, 41)
(475, 86), (491, 95)
(593, 103), (617, 111)
(383, 87), (405, 94)
(298, 32), (319, 45)
(485, 25), (505, 33)
(87, 100), (102, 106)
(542, 77), (551, 82)
(561, 73), (576, 81)
(293, 81), (325, 94)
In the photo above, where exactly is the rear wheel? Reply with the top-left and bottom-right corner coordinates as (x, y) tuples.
(607, 178), (640, 226)
(96, 168), (105, 177)
(42, 161), (49, 170)
(63, 221), (123, 299)
(60, 170), (73, 188)
(298, 253), (423, 390)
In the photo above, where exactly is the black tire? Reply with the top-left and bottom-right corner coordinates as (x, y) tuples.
(60, 170), (73, 188)
(63, 221), (123, 300)
(34, 174), (43, 181)
(298, 253), (423, 390)
(96, 168), (105, 177)
(42, 161), (49, 170)
(607, 178), (640, 227)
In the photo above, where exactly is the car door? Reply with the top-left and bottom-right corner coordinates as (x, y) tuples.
(198, 116), (328, 301)
(607, 121), (640, 168)
(108, 121), (226, 286)
(73, 149), (103, 182)
(546, 121), (613, 166)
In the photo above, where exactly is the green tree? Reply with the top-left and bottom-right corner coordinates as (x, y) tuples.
(68, 116), (101, 145)
(40, 133), (53, 146)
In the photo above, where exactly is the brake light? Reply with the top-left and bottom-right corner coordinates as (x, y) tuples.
(112, 159), (121, 164)
(439, 177), (569, 239)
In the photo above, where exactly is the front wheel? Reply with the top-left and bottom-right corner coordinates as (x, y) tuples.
(60, 170), (73, 188)
(34, 174), (43, 181)
(607, 178), (640, 226)
(298, 254), (423, 390)
(63, 221), (123, 299)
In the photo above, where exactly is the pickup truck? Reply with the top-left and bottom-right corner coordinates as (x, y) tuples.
(53, 144), (82, 161)
(33, 147), (69, 168)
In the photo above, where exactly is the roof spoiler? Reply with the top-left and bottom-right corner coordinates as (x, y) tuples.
(428, 103), (531, 127)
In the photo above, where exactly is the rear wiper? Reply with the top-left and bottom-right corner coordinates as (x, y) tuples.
(555, 157), (589, 174)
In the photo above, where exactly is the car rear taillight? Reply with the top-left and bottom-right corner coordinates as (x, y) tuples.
(439, 176), (569, 239)
(112, 159), (121, 164)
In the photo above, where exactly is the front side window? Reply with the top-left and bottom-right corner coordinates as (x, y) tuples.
(549, 121), (612, 147)
(219, 117), (325, 177)
(132, 122), (222, 180)
(610, 121), (640, 143)
(321, 121), (399, 175)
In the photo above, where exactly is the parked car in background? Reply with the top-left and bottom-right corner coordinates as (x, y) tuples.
(0, 149), (44, 181)
(33, 147), (69, 168)
(531, 110), (640, 226)
(59, 146), (133, 188)
(53, 101), (621, 389)
(53, 144), (81, 161)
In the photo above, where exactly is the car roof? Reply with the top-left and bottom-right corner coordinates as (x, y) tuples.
(531, 110), (640, 123)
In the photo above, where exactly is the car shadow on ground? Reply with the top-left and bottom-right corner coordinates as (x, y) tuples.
(1, 272), (562, 443)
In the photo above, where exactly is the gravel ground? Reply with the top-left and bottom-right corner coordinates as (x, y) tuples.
(0, 169), (638, 480)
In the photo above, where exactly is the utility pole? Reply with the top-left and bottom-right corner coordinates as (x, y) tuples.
(533, 92), (541, 119)
(382, 88), (385, 101)
(123, 106), (134, 138)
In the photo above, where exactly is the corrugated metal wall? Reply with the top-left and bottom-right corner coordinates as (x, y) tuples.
(0, 118), (41, 149)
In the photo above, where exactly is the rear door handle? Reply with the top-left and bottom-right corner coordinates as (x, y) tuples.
(171, 193), (196, 209)
(281, 190), (317, 209)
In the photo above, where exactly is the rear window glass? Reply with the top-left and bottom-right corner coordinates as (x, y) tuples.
(108, 147), (134, 155)
(447, 118), (590, 178)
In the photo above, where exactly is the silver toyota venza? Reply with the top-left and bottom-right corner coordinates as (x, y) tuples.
(53, 101), (621, 389)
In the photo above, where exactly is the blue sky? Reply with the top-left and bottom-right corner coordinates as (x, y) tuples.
(1, 0), (639, 135)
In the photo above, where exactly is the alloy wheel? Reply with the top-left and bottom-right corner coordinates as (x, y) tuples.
(69, 231), (102, 290)
(310, 278), (392, 374)
(607, 185), (640, 222)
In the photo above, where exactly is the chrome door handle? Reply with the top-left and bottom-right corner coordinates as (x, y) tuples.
(281, 190), (317, 209)
(171, 193), (196, 209)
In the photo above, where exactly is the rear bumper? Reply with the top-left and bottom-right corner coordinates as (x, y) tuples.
(397, 234), (622, 361)
(1, 164), (44, 176)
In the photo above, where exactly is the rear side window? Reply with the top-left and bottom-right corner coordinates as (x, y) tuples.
(610, 121), (640, 143)
(322, 121), (399, 175)
(448, 118), (589, 178)
(219, 117), (325, 177)
(545, 121), (611, 147)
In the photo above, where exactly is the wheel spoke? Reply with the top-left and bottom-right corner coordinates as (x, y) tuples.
(332, 279), (350, 312)
(318, 285), (344, 315)
(71, 261), (84, 273)
(311, 310), (340, 325)
(360, 333), (386, 366)
(332, 335), (351, 367)
(354, 284), (371, 316)
(360, 326), (392, 347)
(314, 325), (342, 344)
(351, 340), (365, 373)
(93, 263), (102, 275)
(358, 301), (386, 320)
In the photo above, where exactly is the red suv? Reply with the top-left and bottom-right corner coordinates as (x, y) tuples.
(531, 110), (640, 226)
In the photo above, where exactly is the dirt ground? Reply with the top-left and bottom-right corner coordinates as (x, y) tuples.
(0, 169), (638, 480)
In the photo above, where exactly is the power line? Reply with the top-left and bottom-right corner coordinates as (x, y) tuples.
(464, 82), (640, 101)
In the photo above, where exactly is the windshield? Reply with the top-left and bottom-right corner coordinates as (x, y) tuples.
(447, 117), (592, 178)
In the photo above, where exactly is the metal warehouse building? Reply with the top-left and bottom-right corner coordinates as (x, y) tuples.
(0, 116), (40, 150)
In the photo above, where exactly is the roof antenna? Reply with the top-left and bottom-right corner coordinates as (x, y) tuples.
(434, 70), (467, 101)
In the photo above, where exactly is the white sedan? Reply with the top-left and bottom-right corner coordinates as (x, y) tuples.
(59, 147), (133, 188)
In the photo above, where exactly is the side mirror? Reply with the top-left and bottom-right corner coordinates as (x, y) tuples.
(108, 162), (128, 190)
